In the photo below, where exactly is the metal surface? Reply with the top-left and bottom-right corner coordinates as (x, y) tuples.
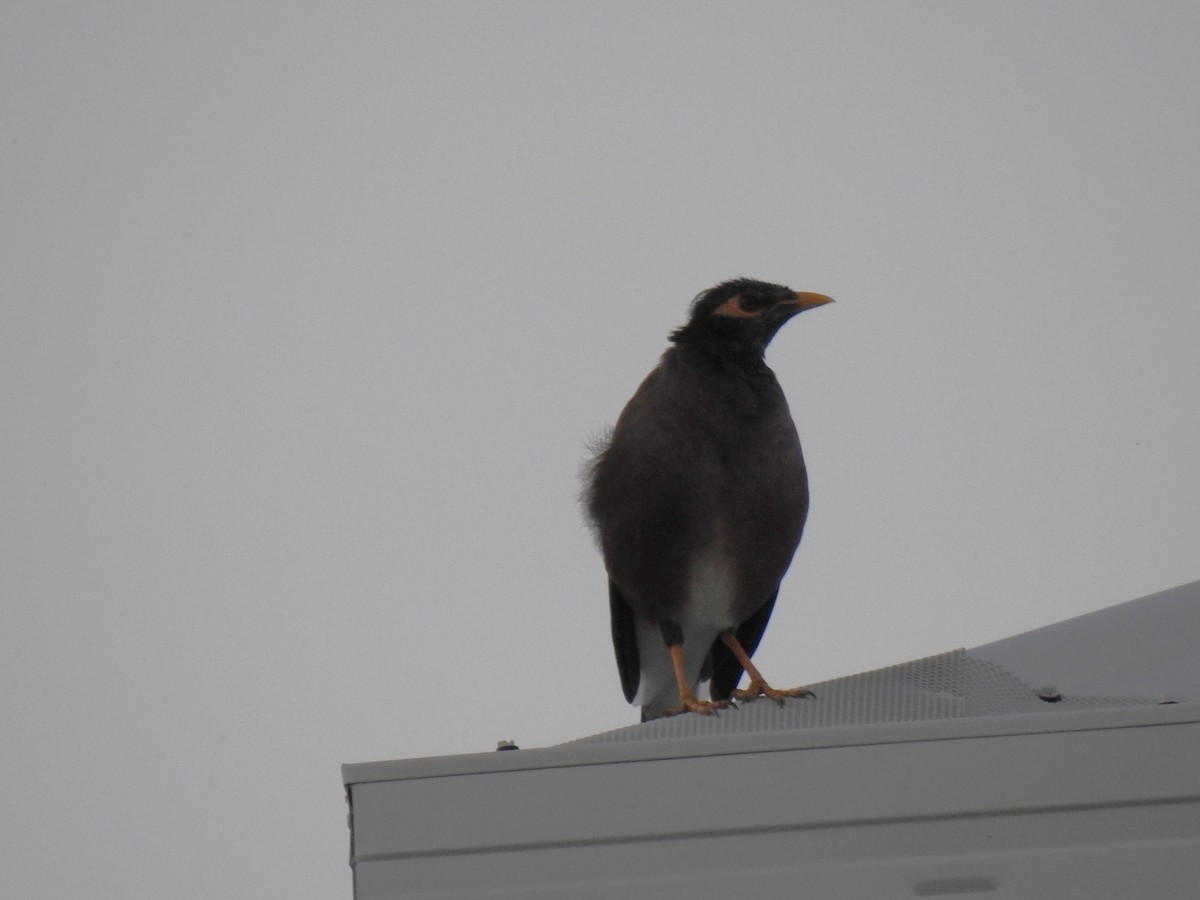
(342, 579), (1200, 899)
(346, 703), (1200, 899)
(971, 579), (1200, 700)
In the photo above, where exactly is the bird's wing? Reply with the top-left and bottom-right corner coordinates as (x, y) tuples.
(708, 590), (779, 700)
(608, 578), (641, 703)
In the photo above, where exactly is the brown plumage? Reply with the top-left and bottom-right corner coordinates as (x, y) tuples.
(584, 278), (832, 720)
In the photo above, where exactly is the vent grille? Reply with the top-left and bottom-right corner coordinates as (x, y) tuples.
(568, 649), (1159, 745)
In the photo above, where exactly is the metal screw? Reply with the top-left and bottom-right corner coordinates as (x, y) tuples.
(1036, 684), (1062, 702)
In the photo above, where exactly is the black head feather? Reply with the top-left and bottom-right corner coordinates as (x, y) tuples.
(669, 278), (830, 359)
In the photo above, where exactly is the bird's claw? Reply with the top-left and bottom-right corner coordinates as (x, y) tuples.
(665, 697), (730, 718)
(734, 679), (814, 706)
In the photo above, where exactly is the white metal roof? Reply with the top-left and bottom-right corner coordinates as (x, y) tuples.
(341, 579), (1200, 899)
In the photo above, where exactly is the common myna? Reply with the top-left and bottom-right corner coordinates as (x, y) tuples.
(584, 278), (832, 720)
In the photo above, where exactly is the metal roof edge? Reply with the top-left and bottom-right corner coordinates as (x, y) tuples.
(342, 698), (1200, 787)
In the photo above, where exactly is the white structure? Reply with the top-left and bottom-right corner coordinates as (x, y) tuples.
(342, 580), (1200, 898)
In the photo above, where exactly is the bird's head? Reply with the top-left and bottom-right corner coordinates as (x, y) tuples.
(669, 278), (833, 358)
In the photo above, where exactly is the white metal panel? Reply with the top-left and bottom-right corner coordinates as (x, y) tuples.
(342, 580), (1200, 898)
(346, 704), (1200, 899)
(972, 579), (1200, 700)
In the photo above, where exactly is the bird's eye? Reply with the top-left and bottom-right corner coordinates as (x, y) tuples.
(713, 291), (769, 319)
(739, 293), (769, 313)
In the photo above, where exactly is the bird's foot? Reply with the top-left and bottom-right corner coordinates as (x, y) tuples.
(664, 696), (730, 718)
(734, 679), (814, 706)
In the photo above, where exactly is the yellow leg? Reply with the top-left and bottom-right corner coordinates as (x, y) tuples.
(719, 632), (813, 704)
(663, 644), (729, 717)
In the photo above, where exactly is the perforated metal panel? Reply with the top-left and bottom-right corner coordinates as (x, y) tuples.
(567, 648), (1162, 745)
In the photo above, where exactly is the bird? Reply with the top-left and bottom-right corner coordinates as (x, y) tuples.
(584, 278), (832, 721)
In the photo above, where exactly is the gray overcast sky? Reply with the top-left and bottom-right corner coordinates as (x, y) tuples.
(3, 3), (1199, 897)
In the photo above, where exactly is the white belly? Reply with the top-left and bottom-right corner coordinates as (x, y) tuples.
(633, 545), (738, 713)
